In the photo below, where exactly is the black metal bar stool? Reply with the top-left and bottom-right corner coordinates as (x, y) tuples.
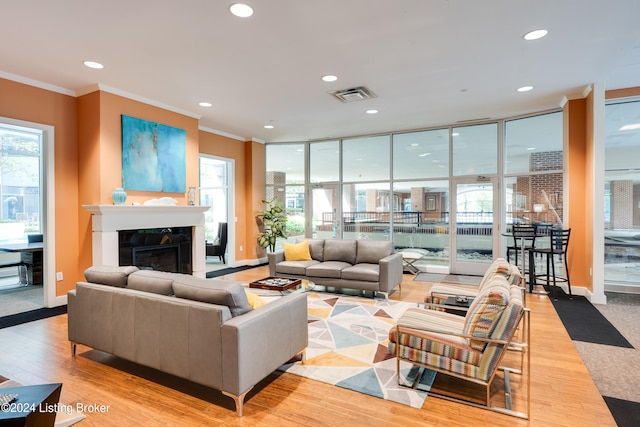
(509, 225), (538, 291)
(532, 228), (572, 300)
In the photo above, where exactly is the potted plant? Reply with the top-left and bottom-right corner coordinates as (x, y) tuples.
(256, 198), (287, 252)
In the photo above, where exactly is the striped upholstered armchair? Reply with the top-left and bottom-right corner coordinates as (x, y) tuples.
(424, 257), (523, 309)
(388, 274), (530, 418)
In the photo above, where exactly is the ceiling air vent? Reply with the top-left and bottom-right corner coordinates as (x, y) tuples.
(329, 86), (377, 103)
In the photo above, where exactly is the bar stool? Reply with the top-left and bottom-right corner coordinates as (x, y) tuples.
(508, 225), (537, 289)
(532, 228), (572, 300)
(506, 225), (535, 265)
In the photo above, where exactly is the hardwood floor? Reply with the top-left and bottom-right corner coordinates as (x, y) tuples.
(0, 266), (616, 426)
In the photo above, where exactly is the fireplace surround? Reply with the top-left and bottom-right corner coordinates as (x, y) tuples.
(83, 205), (209, 278)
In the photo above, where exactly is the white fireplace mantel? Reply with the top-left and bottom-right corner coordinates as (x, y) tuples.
(83, 204), (210, 277)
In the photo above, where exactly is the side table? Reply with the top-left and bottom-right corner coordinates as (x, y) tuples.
(398, 251), (424, 275)
(0, 383), (62, 427)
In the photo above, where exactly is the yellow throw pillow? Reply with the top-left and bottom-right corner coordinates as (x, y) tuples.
(244, 289), (267, 310)
(283, 240), (312, 261)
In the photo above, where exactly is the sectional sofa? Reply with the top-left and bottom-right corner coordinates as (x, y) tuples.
(67, 266), (308, 416)
(268, 239), (403, 298)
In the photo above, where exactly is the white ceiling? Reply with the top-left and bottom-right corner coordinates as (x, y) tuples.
(1, 0), (640, 143)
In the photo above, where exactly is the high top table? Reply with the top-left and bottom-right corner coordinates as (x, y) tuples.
(502, 231), (546, 293)
(0, 242), (44, 285)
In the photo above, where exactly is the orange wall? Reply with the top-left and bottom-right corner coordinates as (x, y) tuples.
(198, 130), (264, 262)
(246, 141), (266, 260)
(0, 78), (80, 296)
(77, 90), (200, 271)
(565, 97), (591, 290)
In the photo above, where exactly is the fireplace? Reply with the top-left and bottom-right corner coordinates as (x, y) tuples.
(83, 205), (209, 278)
(119, 227), (192, 274)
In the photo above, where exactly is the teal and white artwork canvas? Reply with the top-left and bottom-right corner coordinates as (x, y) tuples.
(121, 115), (186, 193)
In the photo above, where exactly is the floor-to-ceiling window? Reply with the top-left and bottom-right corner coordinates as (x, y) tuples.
(265, 144), (306, 249)
(342, 135), (391, 240)
(604, 99), (640, 292)
(392, 129), (449, 269)
(309, 140), (340, 238)
(265, 110), (564, 274)
(504, 112), (564, 226)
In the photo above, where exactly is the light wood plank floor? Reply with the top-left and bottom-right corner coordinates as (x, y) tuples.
(0, 266), (616, 426)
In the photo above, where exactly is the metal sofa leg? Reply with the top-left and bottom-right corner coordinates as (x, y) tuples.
(222, 386), (253, 417)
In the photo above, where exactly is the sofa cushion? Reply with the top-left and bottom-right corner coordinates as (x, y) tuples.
(283, 240), (312, 261)
(341, 264), (380, 282)
(463, 277), (510, 350)
(172, 276), (251, 317)
(306, 261), (352, 278)
(323, 240), (357, 265)
(305, 239), (325, 261)
(355, 240), (393, 265)
(84, 265), (139, 288)
(127, 270), (176, 295)
(275, 260), (319, 276)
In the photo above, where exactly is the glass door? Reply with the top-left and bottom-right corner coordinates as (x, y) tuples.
(310, 184), (340, 239)
(450, 177), (498, 275)
(199, 156), (231, 264)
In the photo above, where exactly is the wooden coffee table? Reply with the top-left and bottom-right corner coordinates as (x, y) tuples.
(249, 277), (314, 295)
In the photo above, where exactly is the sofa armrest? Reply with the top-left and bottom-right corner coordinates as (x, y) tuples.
(378, 252), (403, 293)
(221, 290), (308, 396)
(267, 251), (285, 276)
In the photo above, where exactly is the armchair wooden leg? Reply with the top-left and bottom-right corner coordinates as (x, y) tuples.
(70, 342), (77, 357)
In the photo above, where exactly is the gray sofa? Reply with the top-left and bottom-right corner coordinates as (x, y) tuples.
(67, 266), (308, 416)
(268, 239), (403, 298)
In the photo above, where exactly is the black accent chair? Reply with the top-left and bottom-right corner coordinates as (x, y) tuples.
(206, 222), (228, 264)
(532, 228), (572, 300)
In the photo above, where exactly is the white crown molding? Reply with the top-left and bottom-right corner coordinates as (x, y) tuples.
(198, 126), (246, 141)
(559, 96), (569, 108)
(251, 137), (265, 144)
(0, 71), (75, 96)
(582, 84), (593, 98)
(86, 84), (202, 120)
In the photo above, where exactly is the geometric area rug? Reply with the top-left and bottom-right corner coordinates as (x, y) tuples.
(279, 292), (436, 408)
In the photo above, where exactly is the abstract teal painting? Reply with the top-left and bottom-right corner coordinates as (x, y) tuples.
(121, 115), (186, 193)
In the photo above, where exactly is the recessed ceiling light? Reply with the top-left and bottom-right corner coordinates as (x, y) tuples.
(452, 132), (459, 136)
(322, 75), (338, 82)
(198, 102), (212, 107)
(619, 123), (640, 131)
(517, 86), (534, 92)
(83, 60), (104, 69)
(230, 3), (253, 17)
(264, 125), (274, 129)
(418, 152), (431, 157)
(527, 147), (536, 151)
(365, 109), (378, 114)
(523, 29), (548, 41)
(410, 143), (419, 147)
